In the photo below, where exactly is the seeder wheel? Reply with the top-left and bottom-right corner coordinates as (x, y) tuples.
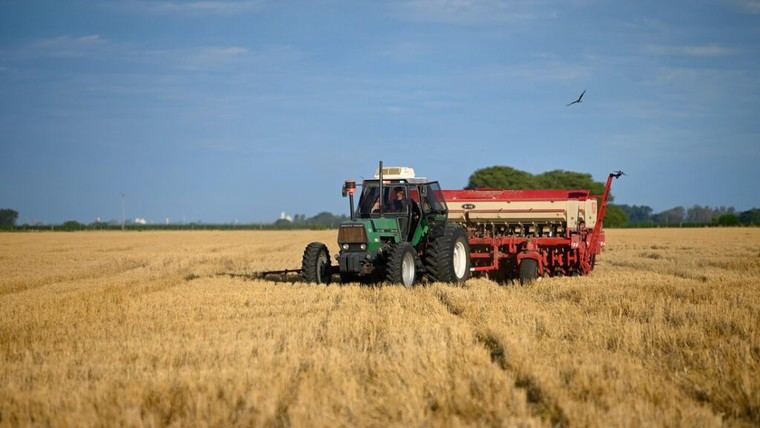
(519, 259), (538, 285)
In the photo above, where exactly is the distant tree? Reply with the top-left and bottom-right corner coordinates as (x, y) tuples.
(604, 205), (628, 228)
(717, 214), (739, 226)
(653, 206), (685, 226)
(0, 208), (19, 227)
(61, 220), (85, 231)
(467, 166), (536, 189)
(467, 166), (611, 199)
(686, 205), (715, 224)
(617, 204), (653, 225)
(711, 206), (735, 219)
(270, 212), (348, 229)
(307, 212), (349, 228)
(535, 170), (606, 197)
(738, 208), (760, 225)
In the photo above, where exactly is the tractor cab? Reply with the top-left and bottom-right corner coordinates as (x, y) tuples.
(356, 170), (447, 243)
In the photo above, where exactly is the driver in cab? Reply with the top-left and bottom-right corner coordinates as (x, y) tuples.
(389, 187), (409, 212)
(370, 186), (409, 213)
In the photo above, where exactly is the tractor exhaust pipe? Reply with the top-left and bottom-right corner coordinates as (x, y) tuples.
(343, 179), (356, 220)
(378, 160), (384, 216)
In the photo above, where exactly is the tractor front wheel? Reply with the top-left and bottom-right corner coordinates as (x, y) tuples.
(386, 242), (417, 287)
(302, 242), (331, 284)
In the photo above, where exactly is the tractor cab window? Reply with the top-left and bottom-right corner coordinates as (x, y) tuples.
(408, 188), (421, 204)
(357, 182), (410, 217)
(358, 184), (379, 217)
(420, 182), (447, 215)
(387, 186), (409, 213)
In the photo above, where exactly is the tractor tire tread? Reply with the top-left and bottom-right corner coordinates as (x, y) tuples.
(302, 242), (330, 284)
(385, 242), (415, 286)
(424, 224), (470, 283)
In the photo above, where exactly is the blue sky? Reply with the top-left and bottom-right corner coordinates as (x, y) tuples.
(1, 0), (758, 224)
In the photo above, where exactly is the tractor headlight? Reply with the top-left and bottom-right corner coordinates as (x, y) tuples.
(360, 244), (366, 250)
(342, 244), (349, 250)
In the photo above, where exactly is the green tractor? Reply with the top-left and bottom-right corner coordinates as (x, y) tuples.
(302, 162), (471, 286)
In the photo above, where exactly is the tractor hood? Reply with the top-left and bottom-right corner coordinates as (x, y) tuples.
(337, 218), (401, 252)
(338, 219), (399, 241)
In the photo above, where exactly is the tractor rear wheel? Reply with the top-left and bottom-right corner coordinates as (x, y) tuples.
(519, 258), (538, 285)
(424, 224), (471, 284)
(302, 242), (331, 284)
(386, 242), (417, 287)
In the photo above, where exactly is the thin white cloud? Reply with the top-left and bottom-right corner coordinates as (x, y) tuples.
(8, 34), (303, 76)
(183, 46), (249, 68)
(376, 41), (431, 62)
(27, 35), (109, 58)
(476, 61), (592, 82)
(655, 65), (748, 84)
(393, 0), (540, 24)
(175, 44), (303, 71)
(730, 0), (760, 14)
(643, 43), (738, 57)
(118, 0), (266, 15)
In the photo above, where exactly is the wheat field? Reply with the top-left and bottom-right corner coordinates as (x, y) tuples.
(0, 229), (758, 427)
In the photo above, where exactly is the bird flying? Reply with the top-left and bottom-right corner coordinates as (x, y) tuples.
(567, 90), (586, 106)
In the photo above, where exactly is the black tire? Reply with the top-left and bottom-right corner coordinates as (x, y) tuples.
(519, 258), (538, 285)
(385, 242), (417, 287)
(424, 224), (471, 284)
(302, 242), (331, 284)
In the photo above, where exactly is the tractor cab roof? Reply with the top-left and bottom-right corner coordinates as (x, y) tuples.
(370, 166), (431, 184)
(363, 178), (433, 185)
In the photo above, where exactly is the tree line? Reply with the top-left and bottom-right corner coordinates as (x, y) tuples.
(0, 208), (348, 231)
(275, 212), (349, 228)
(616, 205), (759, 227)
(2, 166), (758, 230)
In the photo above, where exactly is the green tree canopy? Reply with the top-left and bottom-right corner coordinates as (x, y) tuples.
(61, 220), (85, 231)
(467, 166), (607, 197)
(617, 204), (654, 225)
(653, 207), (686, 226)
(466, 166), (536, 189)
(535, 170), (605, 196)
(467, 166), (625, 226)
(738, 208), (760, 225)
(0, 209), (19, 227)
(307, 212), (349, 228)
(716, 214), (739, 226)
(604, 205), (628, 228)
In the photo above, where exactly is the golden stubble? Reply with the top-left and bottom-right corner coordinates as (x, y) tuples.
(0, 229), (758, 427)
